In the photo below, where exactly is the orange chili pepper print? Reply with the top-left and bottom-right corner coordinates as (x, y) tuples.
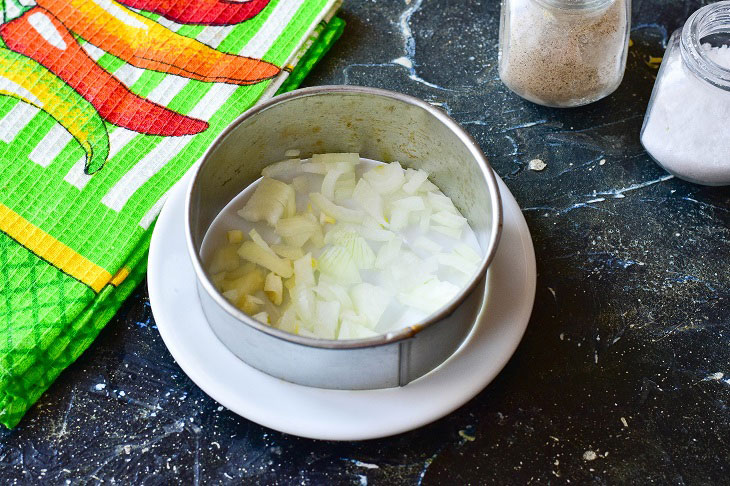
(35, 0), (281, 86)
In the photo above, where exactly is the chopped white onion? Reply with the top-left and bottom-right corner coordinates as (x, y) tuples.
(310, 192), (364, 223)
(351, 283), (391, 329)
(212, 153), (483, 341)
(352, 179), (387, 226)
(262, 159), (301, 179)
(323, 228), (375, 269)
(413, 236), (442, 254)
(293, 253), (316, 287)
(403, 168), (429, 194)
(313, 299), (340, 339)
(375, 237), (403, 269)
(398, 278), (460, 314)
(318, 245), (362, 284)
(238, 177), (294, 227)
(338, 320), (379, 339)
(363, 161), (405, 194)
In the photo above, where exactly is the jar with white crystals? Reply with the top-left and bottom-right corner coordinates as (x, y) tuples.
(641, 1), (730, 186)
(498, 0), (631, 107)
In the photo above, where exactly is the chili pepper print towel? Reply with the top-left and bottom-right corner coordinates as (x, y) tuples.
(0, 0), (344, 428)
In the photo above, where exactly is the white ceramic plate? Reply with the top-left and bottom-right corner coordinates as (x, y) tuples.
(148, 173), (536, 441)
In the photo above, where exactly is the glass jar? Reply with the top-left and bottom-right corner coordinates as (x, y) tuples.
(640, 1), (730, 186)
(498, 0), (631, 107)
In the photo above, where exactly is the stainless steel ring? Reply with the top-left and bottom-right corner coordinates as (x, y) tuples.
(185, 85), (503, 389)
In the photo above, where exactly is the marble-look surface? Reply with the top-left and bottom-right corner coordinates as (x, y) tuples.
(2, 1), (729, 484)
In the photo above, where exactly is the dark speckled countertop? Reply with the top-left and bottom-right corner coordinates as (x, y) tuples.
(1, 1), (729, 484)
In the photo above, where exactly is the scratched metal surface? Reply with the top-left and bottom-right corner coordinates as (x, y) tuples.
(2, 1), (729, 484)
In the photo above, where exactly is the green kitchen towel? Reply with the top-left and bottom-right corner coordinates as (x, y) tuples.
(0, 0), (344, 428)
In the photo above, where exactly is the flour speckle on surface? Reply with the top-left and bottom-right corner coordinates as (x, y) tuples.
(583, 450), (598, 461)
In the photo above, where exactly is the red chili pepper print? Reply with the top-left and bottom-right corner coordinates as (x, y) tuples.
(0, 8), (209, 136)
(117, 0), (271, 26)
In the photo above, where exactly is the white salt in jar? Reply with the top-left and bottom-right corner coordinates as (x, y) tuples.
(641, 1), (730, 186)
(498, 0), (631, 107)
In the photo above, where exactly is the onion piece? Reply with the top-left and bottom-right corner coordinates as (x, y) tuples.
(398, 278), (460, 313)
(262, 159), (301, 179)
(392, 195), (426, 212)
(220, 267), (264, 294)
(334, 173), (357, 203)
(419, 179), (439, 193)
(419, 207), (432, 232)
(426, 192), (457, 213)
(431, 224), (463, 239)
(293, 253), (316, 287)
(252, 311), (270, 324)
(275, 215), (318, 238)
(310, 192), (364, 223)
(238, 294), (264, 315)
(264, 272), (283, 305)
(297, 327), (318, 338)
(291, 284), (315, 322)
(303, 213), (325, 248)
(359, 218), (396, 242)
(301, 162), (328, 174)
(339, 319), (379, 339)
(237, 241), (293, 278)
(312, 153), (360, 166)
(238, 177), (294, 227)
(208, 244), (240, 274)
(455, 243), (482, 264)
(271, 243), (304, 260)
(363, 161), (405, 194)
(413, 236), (442, 254)
(227, 230), (243, 244)
(211, 271), (227, 290)
(351, 283), (391, 329)
(352, 179), (387, 226)
(278, 307), (299, 333)
(249, 228), (276, 255)
(222, 288), (241, 304)
(323, 228), (375, 269)
(292, 175), (310, 194)
(313, 299), (340, 339)
(431, 210), (467, 229)
(403, 168), (429, 194)
(318, 245), (361, 284)
(313, 275), (354, 310)
(321, 162), (351, 200)
(388, 195), (425, 231)
(437, 252), (479, 276)
(375, 237), (403, 269)
(388, 251), (437, 291)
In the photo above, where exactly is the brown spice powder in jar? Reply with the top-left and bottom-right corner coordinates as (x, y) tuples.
(499, 0), (629, 107)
